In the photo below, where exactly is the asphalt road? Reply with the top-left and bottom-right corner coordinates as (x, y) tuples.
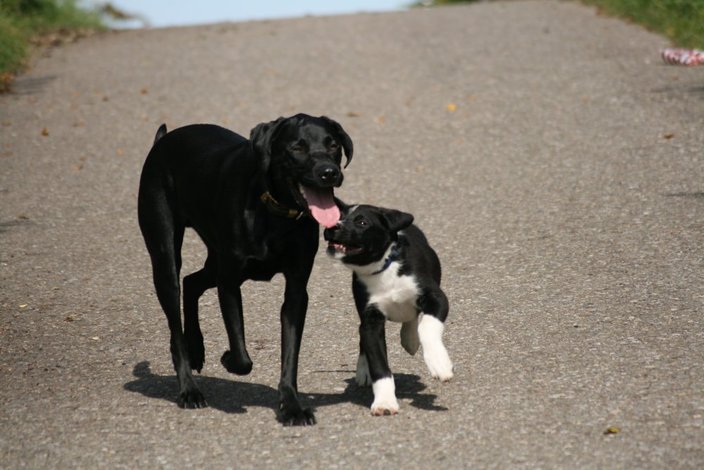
(1, 1), (703, 467)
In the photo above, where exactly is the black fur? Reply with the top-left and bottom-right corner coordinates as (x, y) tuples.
(137, 114), (352, 425)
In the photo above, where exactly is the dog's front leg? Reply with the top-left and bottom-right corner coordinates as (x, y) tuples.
(359, 307), (399, 416)
(216, 268), (253, 376)
(277, 279), (316, 426)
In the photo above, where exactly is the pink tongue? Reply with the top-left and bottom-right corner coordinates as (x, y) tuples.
(302, 186), (340, 228)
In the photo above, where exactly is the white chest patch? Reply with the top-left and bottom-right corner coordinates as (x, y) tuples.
(356, 262), (420, 323)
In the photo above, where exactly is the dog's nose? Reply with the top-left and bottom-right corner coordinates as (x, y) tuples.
(323, 227), (334, 241)
(318, 166), (340, 184)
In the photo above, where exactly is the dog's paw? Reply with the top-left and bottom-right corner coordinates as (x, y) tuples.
(221, 350), (253, 375)
(370, 377), (399, 416)
(355, 354), (372, 386)
(278, 406), (316, 426)
(185, 329), (205, 373)
(177, 387), (208, 409)
(423, 345), (454, 382)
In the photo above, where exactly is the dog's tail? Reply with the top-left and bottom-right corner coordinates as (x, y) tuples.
(153, 123), (167, 145)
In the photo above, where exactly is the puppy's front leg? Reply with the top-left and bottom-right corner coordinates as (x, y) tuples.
(359, 307), (399, 416)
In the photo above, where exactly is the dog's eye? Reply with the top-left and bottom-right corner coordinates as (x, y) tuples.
(289, 140), (307, 153)
(355, 218), (368, 227)
(329, 142), (339, 151)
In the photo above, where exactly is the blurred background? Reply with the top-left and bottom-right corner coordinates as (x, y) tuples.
(79, 0), (407, 28)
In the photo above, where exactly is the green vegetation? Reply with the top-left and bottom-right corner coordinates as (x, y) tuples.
(0, 0), (103, 91)
(418, 0), (704, 48)
(581, 0), (704, 48)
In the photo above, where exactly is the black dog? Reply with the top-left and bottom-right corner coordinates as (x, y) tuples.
(137, 114), (352, 425)
(324, 203), (453, 416)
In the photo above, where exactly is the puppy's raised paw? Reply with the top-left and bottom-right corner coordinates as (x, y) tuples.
(423, 346), (454, 382)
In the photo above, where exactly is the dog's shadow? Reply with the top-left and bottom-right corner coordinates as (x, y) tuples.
(124, 361), (448, 415)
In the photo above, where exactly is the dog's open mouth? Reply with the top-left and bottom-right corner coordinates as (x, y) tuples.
(300, 185), (340, 228)
(328, 242), (363, 256)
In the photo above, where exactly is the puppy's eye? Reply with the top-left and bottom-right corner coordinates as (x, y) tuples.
(329, 142), (339, 151)
(355, 218), (368, 227)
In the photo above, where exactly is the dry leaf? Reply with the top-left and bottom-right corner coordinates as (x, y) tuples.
(446, 103), (457, 112)
(663, 133), (675, 140)
(41, 128), (49, 136)
(604, 426), (620, 435)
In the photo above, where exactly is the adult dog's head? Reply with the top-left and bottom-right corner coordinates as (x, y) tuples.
(250, 114), (353, 228)
(323, 202), (414, 266)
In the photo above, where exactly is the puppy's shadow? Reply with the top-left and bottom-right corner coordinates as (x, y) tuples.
(124, 361), (447, 414)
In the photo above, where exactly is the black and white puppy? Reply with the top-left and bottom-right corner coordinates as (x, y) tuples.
(324, 203), (453, 416)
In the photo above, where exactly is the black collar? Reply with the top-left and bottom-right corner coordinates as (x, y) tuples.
(260, 191), (305, 220)
(372, 244), (400, 275)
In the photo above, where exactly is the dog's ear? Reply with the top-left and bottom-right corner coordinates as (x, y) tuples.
(250, 117), (287, 172)
(154, 123), (167, 145)
(380, 208), (414, 233)
(321, 116), (353, 168)
(334, 197), (351, 215)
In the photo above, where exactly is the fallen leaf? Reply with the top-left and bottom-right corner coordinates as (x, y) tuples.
(446, 103), (457, 112)
(604, 426), (620, 435)
(140, 88), (149, 95)
(41, 128), (49, 136)
(65, 315), (75, 322)
(375, 115), (386, 125)
(116, 148), (124, 156)
(19, 304), (28, 309)
(663, 133), (675, 140)
(346, 111), (360, 117)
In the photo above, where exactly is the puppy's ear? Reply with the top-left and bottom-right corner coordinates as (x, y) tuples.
(321, 116), (353, 168)
(250, 117), (286, 172)
(380, 208), (414, 233)
(333, 197), (351, 215)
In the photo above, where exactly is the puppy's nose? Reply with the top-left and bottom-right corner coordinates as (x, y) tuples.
(318, 166), (340, 184)
(323, 226), (337, 241)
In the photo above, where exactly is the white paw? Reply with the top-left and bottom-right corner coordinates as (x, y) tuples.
(356, 354), (372, 387)
(423, 344), (454, 382)
(400, 319), (420, 356)
(418, 315), (454, 382)
(370, 377), (399, 416)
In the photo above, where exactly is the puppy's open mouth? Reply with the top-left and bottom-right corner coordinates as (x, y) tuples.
(327, 242), (363, 256)
(300, 185), (340, 228)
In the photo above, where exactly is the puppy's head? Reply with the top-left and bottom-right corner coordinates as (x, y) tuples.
(250, 114), (353, 227)
(323, 203), (414, 266)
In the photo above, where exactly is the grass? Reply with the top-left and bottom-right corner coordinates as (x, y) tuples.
(0, 0), (104, 91)
(582, 0), (704, 48)
(418, 0), (704, 49)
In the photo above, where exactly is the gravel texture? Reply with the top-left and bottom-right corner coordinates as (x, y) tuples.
(1, 1), (703, 467)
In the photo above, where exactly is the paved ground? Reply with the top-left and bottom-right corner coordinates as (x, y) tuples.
(1, 1), (703, 467)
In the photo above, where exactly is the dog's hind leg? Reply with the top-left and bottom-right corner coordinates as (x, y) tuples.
(400, 316), (420, 356)
(139, 191), (207, 409)
(183, 258), (216, 373)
